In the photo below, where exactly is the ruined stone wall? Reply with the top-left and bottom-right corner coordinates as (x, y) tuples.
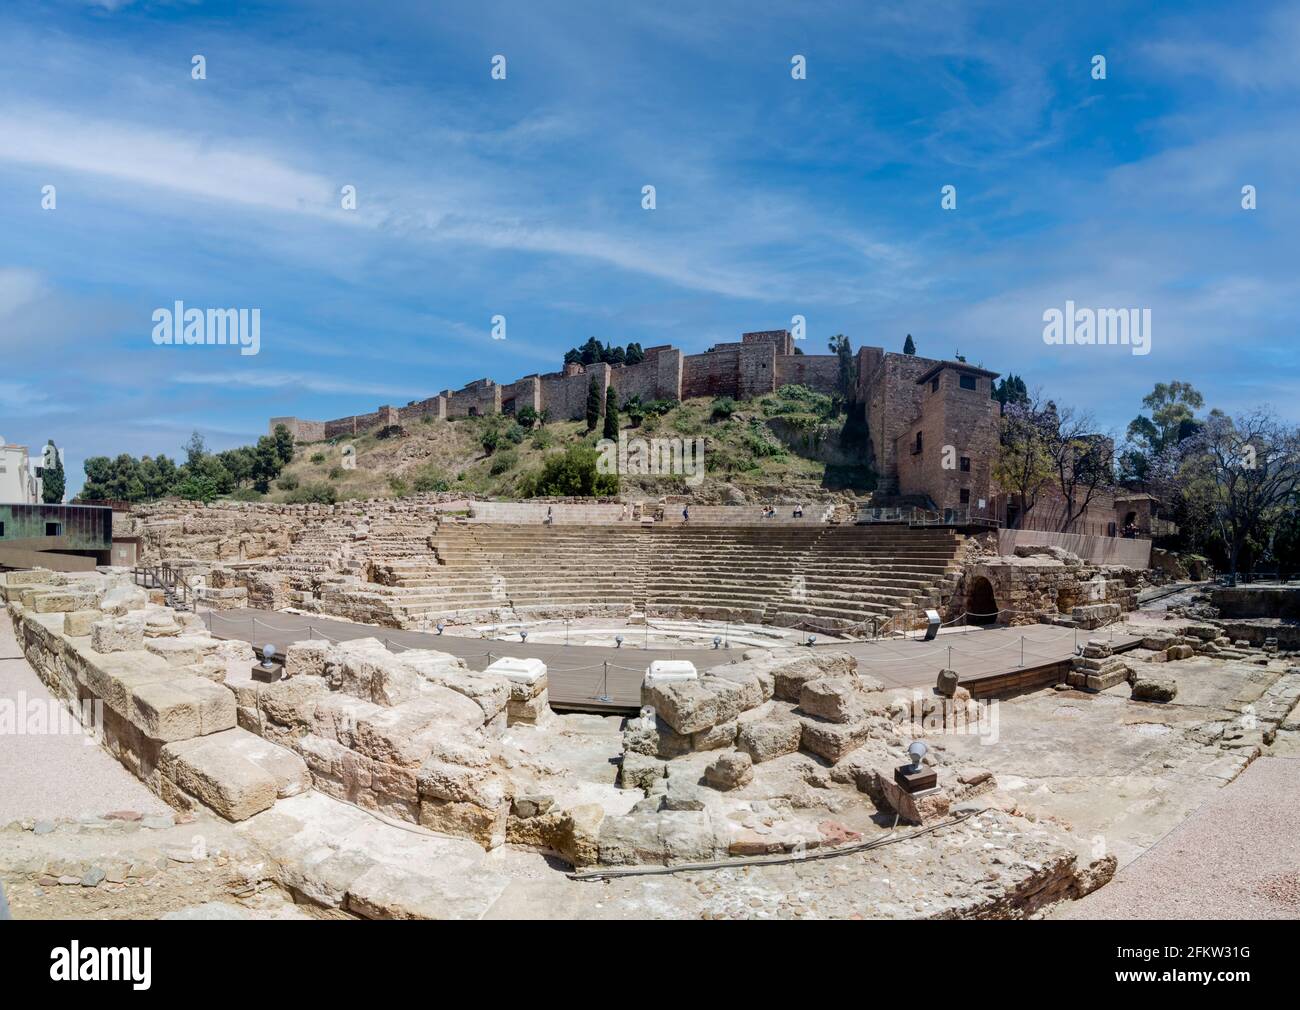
(540, 362), (610, 420)
(270, 416), (326, 442)
(608, 348), (680, 404)
(501, 376), (541, 415)
(774, 353), (840, 394)
(681, 342), (776, 400)
(443, 379), (501, 419)
(397, 395), (447, 424)
(960, 549), (1139, 628)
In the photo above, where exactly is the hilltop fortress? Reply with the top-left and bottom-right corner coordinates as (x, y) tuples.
(271, 329), (1002, 512)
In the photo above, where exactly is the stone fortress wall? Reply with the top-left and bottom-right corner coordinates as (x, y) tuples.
(270, 329), (1003, 513)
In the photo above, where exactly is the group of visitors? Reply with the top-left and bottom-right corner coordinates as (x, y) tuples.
(759, 504), (804, 519)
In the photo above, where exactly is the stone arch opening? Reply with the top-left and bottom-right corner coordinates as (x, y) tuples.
(967, 576), (998, 624)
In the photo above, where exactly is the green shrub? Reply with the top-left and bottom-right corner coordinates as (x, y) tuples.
(505, 423), (526, 445)
(481, 428), (501, 454)
(328, 466), (344, 480)
(276, 473), (300, 491)
(388, 476), (409, 496)
(285, 482), (337, 504)
(530, 428), (555, 450)
(226, 487), (264, 502)
(711, 397), (736, 420)
(519, 445), (618, 497)
(310, 452), (326, 464)
(489, 449), (518, 476)
(412, 466), (450, 493)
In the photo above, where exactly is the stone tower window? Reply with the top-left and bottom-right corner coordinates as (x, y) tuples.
(959, 374), (977, 391)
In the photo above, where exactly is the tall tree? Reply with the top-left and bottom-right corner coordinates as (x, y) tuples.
(1121, 381), (1204, 483)
(183, 430), (207, 468)
(603, 386), (620, 439)
(585, 376), (603, 432)
(41, 440), (65, 503)
(1184, 408), (1300, 583)
(993, 395), (1056, 527)
(903, 334), (916, 355)
(1044, 406), (1117, 533)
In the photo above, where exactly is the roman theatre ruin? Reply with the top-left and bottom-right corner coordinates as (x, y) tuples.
(3, 495), (1298, 920)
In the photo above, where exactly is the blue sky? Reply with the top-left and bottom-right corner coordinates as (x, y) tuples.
(1, 0), (1297, 493)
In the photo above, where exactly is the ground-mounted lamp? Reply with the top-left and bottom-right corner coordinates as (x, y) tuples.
(252, 642), (283, 683)
(712, 635), (722, 649)
(436, 622), (445, 635)
(520, 630), (529, 643)
(805, 634), (817, 647)
(615, 635), (624, 648)
(894, 740), (937, 793)
(923, 609), (941, 642)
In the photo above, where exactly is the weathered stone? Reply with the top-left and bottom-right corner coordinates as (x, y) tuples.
(283, 639), (330, 678)
(644, 679), (719, 735)
(704, 751), (753, 790)
(935, 669), (959, 699)
(799, 677), (859, 722)
(90, 614), (145, 654)
(619, 750), (666, 790)
(1131, 677), (1178, 703)
(736, 713), (803, 763)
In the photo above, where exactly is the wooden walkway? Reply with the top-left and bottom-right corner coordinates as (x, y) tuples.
(204, 609), (1140, 712)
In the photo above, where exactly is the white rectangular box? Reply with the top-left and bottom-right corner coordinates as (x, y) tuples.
(486, 655), (548, 684)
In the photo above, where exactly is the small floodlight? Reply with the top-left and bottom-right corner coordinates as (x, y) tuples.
(436, 622), (445, 635)
(260, 643), (277, 667)
(712, 635), (722, 649)
(520, 630), (528, 642)
(615, 635), (624, 648)
(806, 634), (817, 647)
(906, 740), (928, 772)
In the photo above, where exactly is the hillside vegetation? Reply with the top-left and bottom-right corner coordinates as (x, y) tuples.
(264, 385), (874, 504)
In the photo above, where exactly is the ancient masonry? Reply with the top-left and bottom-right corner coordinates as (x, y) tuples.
(268, 329), (1003, 512)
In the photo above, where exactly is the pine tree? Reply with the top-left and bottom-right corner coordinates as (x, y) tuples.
(903, 334), (916, 355)
(41, 440), (65, 503)
(603, 386), (619, 439)
(585, 376), (602, 431)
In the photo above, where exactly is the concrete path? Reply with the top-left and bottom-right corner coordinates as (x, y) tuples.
(1058, 756), (1300, 919)
(0, 616), (166, 823)
(204, 608), (1136, 710)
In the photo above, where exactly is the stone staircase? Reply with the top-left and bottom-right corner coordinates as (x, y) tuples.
(276, 520), (365, 586)
(373, 522), (966, 634)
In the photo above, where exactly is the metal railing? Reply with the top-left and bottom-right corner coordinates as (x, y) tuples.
(131, 563), (194, 611)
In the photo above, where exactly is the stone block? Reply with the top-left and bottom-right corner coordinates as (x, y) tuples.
(283, 639), (330, 678)
(99, 584), (148, 616)
(145, 635), (217, 668)
(799, 677), (858, 723)
(63, 609), (102, 637)
(355, 690), (482, 767)
(160, 729), (293, 820)
(90, 615), (145, 654)
(1131, 677), (1178, 703)
(619, 750), (666, 790)
(418, 797), (509, 849)
(736, 713), (803, 763)
(644, 679), (719, 735)
(800, 717), (870, 763)
(692, 719), (737, 751)
(260, 675), (330, 728)
(704, 751), (752, 790)
(644, 659), (698, 687)
(312, 693), (383, 747)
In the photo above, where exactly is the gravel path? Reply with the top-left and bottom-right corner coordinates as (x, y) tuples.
(1058, 755), (1300, 919)
(0, 615), (167, 823)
